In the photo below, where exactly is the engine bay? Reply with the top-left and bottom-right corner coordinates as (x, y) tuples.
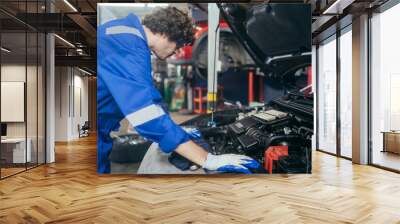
(109, 91), (313, 174)
(180, 91), (313, 174)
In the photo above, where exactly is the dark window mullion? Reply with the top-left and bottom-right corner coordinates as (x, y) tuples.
(36, 0), (39, 167)
(25, 0), (28, 171)
(367, 11), (373, 165)
(44, 0), (47, 165)
(316, 45), (320, 151)
(336, 29), (341, 157)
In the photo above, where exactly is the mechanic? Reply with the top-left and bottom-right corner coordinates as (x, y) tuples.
(97, 6), (260, 174)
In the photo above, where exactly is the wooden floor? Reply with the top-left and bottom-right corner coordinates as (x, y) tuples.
(372, 151), (400, 171)
(1, 135), (400, 223)
(1, 163), (46, 178)
(1, 167), (26, 178)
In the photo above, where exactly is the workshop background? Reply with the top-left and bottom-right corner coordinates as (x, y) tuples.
(97, 3), (313, 175)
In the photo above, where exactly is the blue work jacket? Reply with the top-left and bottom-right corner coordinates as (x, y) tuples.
(97, 13), (190, 174)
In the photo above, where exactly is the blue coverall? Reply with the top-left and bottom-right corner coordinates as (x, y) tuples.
(97, 13), (190, 174)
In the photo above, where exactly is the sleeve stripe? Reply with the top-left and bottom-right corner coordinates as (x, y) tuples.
(126, 104), (166, 127)
(105, 25), (144, 40)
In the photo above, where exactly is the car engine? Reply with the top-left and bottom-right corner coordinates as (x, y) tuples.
(179, 91), (313, 174)
(109, 91), (313, 174)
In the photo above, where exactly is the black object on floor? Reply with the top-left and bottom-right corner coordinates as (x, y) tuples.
(109, 134), (151, 163)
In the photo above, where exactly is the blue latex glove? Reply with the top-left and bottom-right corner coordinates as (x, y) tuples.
(202, 153), (260, 174)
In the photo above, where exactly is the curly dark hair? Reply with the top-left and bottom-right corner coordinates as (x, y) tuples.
(142, 6), (194, 47)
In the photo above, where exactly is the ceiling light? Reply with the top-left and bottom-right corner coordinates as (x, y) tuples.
(1, 47), (11, 53)
(323, 0), (341, 14)
(322, 0), (353, 15)
(63, 0), (78, 12)
(54, 34), (75, 48)
(78, 67), (92, 76)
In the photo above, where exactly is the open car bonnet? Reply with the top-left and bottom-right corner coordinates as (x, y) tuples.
(218, 3), (311, 78)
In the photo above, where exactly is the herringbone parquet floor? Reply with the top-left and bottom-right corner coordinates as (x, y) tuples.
(1, 135), (400, 223)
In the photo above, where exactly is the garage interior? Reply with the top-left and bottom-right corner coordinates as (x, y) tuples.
(0, 0), (400, 223)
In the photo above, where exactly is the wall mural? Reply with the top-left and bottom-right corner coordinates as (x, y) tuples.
(97, 3), (312, 175)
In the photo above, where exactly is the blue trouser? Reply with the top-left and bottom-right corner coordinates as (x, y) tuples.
(97, 116), (122, 174)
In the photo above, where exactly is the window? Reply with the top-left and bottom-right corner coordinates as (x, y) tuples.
(370, 3), (400, 171)
(339, 28), (352, 158)
(317, 36), (337, 154)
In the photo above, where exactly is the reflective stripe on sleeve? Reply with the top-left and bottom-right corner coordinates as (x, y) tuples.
(126, 104), (165, 127)
(105, 25), (144, 40)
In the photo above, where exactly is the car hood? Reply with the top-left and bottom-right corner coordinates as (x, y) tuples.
(218, 3), (311, 78)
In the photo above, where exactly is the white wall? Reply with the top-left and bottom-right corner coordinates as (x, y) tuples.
(1, 65), (32, 138)
(1, 65), (26, 136)
(55, 66), (69, 141)
(1, 64), (26, 81)
(71, 73), (89, 138)
(54, 67), (89, 141)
